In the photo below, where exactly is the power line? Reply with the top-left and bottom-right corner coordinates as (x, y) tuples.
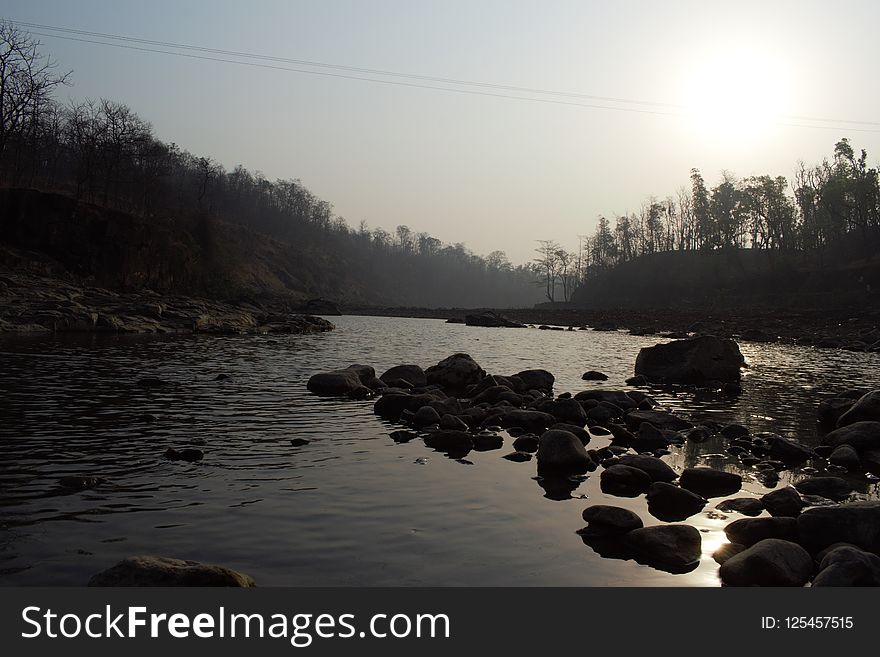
(7, 17), (880, 133)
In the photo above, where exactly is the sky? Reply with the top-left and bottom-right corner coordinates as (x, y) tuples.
(5, 1), (880, 264)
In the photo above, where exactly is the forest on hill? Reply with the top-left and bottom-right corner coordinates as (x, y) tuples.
(0, 23), (541, 307)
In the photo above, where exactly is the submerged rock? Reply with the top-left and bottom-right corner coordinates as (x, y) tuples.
(88, 556), (255, 587)
(164, 447), (203, 462)
(717, 497), (764, 517)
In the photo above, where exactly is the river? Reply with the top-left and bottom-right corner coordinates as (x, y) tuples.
(1, 315), (878, 586)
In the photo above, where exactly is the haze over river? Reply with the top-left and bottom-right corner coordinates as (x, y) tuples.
(2, 315), (878, 586)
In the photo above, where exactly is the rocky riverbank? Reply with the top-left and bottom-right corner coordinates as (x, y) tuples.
(0, 269), (335, 335)
(305, 337), (880, 586)
(345, 304), (880, 353)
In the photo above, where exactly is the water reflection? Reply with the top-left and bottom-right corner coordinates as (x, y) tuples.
(1, 316), (879, 586)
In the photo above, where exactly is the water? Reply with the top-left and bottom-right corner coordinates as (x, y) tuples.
(1, 315), (879, 586)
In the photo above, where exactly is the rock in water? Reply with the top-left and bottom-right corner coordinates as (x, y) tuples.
(794, 476), (853, 502)
(634, 335), (745, 384)
(836, 390), (880, 427)
(719, 539), (813, 587)
(679, 467), (742, 497)
(425, 353), (486, 391)
(512, 369), (555, 393)
(581, 505), (644, 535)
(760, 487), (804, 517)
(164, 447), (203, 462)
(88, 556), (255, 586)
(379, 364), (427, 388)
(724, 517), (798, 547)
(797, 502), (880, 553)
(646, 482), (707, 521)
(812, 545), (880, 586)
(822, 421), (880, 452)
(582, 370), (609, 381)
(717, 498), (764, 516)
(625, 525), (702, 573)
(536, 430), (593, 473)
(307, 364), (384, 397)
(464, 311), (526, 328)
(616, 454), (678, 483)
(600, 464), (652, 497)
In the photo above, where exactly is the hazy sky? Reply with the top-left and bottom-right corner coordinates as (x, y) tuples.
(6, 1), (880, 264)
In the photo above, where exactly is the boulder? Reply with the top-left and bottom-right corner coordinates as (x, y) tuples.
(724, 517), (798, 547)
(716, 497), (764, 517)
(713, 543), (746, 565)
(633, 336), (745, 384)
(425, 353), (486, 390)
(502, 451), (532, 462)
(464, 311), (526, 328)
(600, 464), (652, 496)
(760, 487), (804, 518)
(812, 545), (880, 586)
(624, 409), (692, 432)
(794, 476), (853, 502)
(379, 364), (427, 388)
(550, 423), (591, 445)
(535, 398), (587, 426)
(439, 414), (469, 431)
(581, 505), (644, 535)
(719, 539), (813, 587)
(616, 454), (678, 483)
(582, 370), (609, 381)
(88, 556), (255, 587)
(797, 502), (880, 553)
(512, 434), (540, 453)
(307, 364), (384, 397)
(679, 467), (742, 497)
(719, 424), (750, 440)
(423, 430), (474, 455)
(412, 405), (442, 428)
(631, 422), (670, 453)
(536, 430), (593, 473)
(625, 525), (702, 572)
(646, 482), (707, 521)
(829, 444), (860, 471)
(818, 397), (855, 427)
(500, 409), (557, 434)
(822, 421), (880, 452)
(513, 369), (555, 393)
(762, 433), (815, 463)
(836, 390), (880, 427)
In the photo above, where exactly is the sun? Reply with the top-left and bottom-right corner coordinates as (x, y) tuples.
(683, 49), (788, 143)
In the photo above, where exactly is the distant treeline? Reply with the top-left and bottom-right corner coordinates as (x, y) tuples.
(536, 140), (880, 302)
(0, 22), (540, 306)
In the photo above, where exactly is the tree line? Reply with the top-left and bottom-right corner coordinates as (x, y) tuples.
(0, 22), (540, 306)
(535, 139), (880, 302)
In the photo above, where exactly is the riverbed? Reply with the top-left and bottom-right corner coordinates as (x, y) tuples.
(1, 315), (878, 586)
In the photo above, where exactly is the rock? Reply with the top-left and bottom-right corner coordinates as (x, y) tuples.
(513, 369), (555, 393)
(822, 421), (880, 452)
(829, 444), (861, 471)
(582, 370), (608, 381)
(797, 502), (880, 554)
(679, 467), (742, 497)
(818, 397), (855, 427)
(88, 556), (255, 587)
(600, 464), (652, 497)
(289, 438), (310, 447)
(503, 451), (532, 462)
(164, 447), (203, 462)
(474, 431), (504, 451)
(812, 545), (880, 586)
(379, 364), (427, 388)
(646, 482), (707, 521)
(631, 422), (670, 452)
(616, 454), (678, 483)
(624, 409), (692, 432)
(550, 423), (591, 445)
(535, 398), (587, 426)
(445, 317), (464, 324)
(412, 405), (442, 428)
(307, 364), (384, 397)
(625, 525), (702, 572)
(720, 424), (750, 440)
(137, 377), (171, 388)
(581, 505), (643, 535)
(575, 390), (639, 409)
(837, 390), (880, 427)
(719, 539), (813, 587)
(423, 430), (474, 456)
(717, 498), (764, 516)
(214, 373), (233, 381)
(465, 311), (526, 328)
(713, 543), (746, 565)
(536, 430), (593, 473)
(500, 410), (557, 434)
(625, 375), (650, 386)
(512, 434), (540, 452)
(724, 517), (798, 547)
(425, 353), (486, 391)
(794, 476), (853, 502)
(760, 487), (804, 517)
(679, 426), (712, 443)
(300, 298), (341, 315)
(439, 414), (469, 431)
(634, 335), (745, 384)
(762, 433), (815, 463)
(58, 475), (103, 490)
